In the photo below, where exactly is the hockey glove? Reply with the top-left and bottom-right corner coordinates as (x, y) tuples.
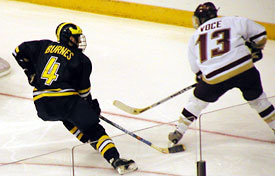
(245, 41), (263, 62)
(12, 52), (37, 86)
(24, 69), (36, 86)
(90, 99), (101, 116)
(251, 49), (262, 63)
(195, 71), (202, 82)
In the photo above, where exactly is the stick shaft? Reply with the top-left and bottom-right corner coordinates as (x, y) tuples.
(145, 83), (197, 110)
(113, 83), (197, 114)
(100, 115), (153, 146)
(99, 115), (183, 153)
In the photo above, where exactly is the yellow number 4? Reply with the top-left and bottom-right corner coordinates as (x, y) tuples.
(41, 56), (60, 85)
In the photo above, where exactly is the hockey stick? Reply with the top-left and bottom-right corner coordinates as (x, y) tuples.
(99, 115), (185, 154)
(113, 83), (197, 115)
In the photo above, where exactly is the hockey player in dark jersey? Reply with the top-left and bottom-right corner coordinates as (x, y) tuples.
(12, 22), (137, 175)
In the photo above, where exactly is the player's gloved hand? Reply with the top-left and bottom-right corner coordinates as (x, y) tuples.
(24, 69), (36, 86)
(195, 71), (202, 82)
(245, 41), (263, 62)
(90, 99), (101, 116)
(251, 49), (262, 62)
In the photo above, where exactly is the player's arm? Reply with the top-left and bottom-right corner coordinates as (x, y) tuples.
(76, 55), (101, 115)
(12, 41), (41, 85)
(241, 17), (267, 62)
(246, 28), (266, 62)
(188, 38), (201, 82)
(76, 55), (92, 99)
(240, 17), (267, 48)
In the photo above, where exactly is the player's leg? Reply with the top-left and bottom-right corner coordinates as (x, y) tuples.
(238, 67), (275, 134)
(34, 94), (136, 172)
(67, 97), (137, 174)
(248, 93), (275, 134)
(84, 123), (137, 174)
(169, 81), (228, 144)
(63, 120), (89, 143)
(63, 120), (137, 174)
(168, 95), (209, 144)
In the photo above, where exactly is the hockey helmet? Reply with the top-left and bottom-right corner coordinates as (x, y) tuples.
(56, 22), (87, 51)
(192, 2), (218, 29)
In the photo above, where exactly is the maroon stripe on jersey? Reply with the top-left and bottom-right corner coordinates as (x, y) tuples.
(250, 31), (267, 41)
(205, 54), (251, 79)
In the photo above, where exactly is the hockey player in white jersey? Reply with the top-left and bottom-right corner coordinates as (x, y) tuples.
(169, 2), (275, 144)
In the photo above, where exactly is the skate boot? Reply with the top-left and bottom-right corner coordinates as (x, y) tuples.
(110, 158), (138, 175)
(169, 116), (191, 144)
(168, 130), (183, 144)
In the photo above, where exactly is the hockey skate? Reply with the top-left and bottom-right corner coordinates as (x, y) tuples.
(169, 115), (191, 145)
(168, 130), (183, 145)
(111, 158), (137, 175)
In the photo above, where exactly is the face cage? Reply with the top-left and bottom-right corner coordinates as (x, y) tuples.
(78, 34), (87, 52)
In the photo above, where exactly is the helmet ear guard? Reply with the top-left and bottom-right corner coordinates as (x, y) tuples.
(56, 22), (87, 51)
(192, 15), (201, 29)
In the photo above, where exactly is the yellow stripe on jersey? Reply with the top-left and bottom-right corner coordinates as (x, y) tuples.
(33, 92), (79, 101)
(78, 87), (91, 94)
(34, 88), (63, 92)
(202, 62), (253, 84)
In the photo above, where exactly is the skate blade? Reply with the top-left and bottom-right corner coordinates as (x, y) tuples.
(117, 163), (138, 175)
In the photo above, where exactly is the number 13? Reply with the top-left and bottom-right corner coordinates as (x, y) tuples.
(196, 29), (230, 63)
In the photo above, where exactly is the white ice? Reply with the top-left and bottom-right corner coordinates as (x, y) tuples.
(0, 1), (274, 176)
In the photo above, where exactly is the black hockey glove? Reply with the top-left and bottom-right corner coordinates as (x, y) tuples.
(90, 99), (101, 116)
(12, 53), (37, 86)
(245, 41), (263, 63)
(82, 94), (101, 115)
(195, 71), (202, 82)
(24, 69), (36, 86)
(251, 49), (262, 63)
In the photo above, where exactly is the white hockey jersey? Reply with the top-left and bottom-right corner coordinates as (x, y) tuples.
(188, 16), (266, 84)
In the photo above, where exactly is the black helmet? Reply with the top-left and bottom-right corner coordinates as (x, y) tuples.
(55, 22), (87, 51)
(192, 2), (218, 29)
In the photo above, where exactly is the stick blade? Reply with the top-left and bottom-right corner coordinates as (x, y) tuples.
(168, 144), (186, 153)
(113, 100), (142, 115)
